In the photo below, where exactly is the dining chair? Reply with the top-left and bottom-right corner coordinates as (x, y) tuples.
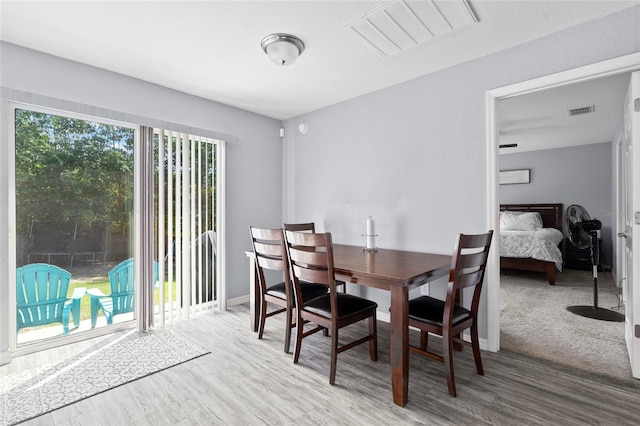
(284, 229), (378, 385)
(407, 230), (493, 397)
(250, 226), (327, 353)
(283, 222), (347, 293)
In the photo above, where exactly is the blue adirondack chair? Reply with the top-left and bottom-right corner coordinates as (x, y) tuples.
(88, 258), (159, 328)
(16, 263), (83, 334)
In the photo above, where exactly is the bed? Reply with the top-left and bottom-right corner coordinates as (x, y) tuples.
(499, 203), (564, 285)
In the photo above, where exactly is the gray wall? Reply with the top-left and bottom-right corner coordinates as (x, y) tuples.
(0, 42), (283, 361)
(1, 5), (638, 356)
(282, 7), (640, 339)
(500, 143), (613, 269)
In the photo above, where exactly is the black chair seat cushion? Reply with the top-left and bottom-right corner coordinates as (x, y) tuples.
(408, 296), (471, 328)
(304, 293), (377, 320)
(266, 281), (328, 302)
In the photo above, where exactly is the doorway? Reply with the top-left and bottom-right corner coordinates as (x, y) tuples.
(485, 53), (640, 375)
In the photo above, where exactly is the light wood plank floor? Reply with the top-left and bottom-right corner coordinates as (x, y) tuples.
(12, 304), (640, 425)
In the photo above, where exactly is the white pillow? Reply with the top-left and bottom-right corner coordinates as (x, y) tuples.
(500, 211), (543, 231)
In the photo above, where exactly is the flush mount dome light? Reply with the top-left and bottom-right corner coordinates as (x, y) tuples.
(261, 33), (305, 66)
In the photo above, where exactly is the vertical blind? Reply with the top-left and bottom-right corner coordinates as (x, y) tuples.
(150, 129), (222, 327)
(137, 126), (156, 331)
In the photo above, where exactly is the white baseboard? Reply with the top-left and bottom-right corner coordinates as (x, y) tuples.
(377, 310), (390, 323)
(1, 349), (11, 366)
(227, 295), (250, 307)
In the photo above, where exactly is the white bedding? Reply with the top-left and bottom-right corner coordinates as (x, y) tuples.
(499, 228), (564, 270)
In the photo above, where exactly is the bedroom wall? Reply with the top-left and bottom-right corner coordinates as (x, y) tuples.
(0, 41), (283, 362)
(282, 7), (640, 341)
(499, 142), (613, 270)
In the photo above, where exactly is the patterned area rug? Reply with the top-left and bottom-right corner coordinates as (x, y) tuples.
(0, 331), (209, 425)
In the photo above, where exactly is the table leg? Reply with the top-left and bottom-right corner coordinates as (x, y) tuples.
(389, 285), (409, 407)
(249, 256), (259, 332)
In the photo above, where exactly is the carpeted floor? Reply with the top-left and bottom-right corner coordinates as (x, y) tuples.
(500, 268), (632, 383)
(0, 330), (209, 425)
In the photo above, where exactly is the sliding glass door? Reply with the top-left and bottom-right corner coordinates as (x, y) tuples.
(11, 104), (224, 352)
(13, 105), (136, 347)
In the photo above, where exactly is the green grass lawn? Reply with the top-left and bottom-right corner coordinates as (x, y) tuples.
(68, 281), (177, 321)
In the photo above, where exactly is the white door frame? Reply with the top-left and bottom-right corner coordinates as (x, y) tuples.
(615, 130), (625, 290)
(485, 52), (640, 352)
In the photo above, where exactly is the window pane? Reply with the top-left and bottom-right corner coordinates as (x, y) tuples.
(15, 108), (135, 344)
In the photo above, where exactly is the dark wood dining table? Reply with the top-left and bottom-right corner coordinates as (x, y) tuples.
(246, 244), (451, 407)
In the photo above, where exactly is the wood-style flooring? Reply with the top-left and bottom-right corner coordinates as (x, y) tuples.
(11, 304), (640, 425)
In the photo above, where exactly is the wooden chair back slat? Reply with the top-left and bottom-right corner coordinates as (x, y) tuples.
(253, 241), (284, 260)
(283, 222), (316, 232)
(289, 249), (328, 268)
(456, 250), (489, 270)
(453, 269), (485, 290)
(257, 256), (284, 271)
(292, 265), (331, 286)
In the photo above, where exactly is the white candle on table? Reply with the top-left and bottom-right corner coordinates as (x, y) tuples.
(366, 216), (375, 249)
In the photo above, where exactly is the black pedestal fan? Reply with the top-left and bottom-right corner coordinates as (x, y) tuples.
(565, 205), (624, 322)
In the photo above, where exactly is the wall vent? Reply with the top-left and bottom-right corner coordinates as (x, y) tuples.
(568, 105), (595, 116)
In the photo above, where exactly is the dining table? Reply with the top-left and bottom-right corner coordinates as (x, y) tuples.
(246, 243), (452, 407)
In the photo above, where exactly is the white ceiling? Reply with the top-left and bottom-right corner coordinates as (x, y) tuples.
(1, 1), (639, 151)
(498, 72), (632, 154)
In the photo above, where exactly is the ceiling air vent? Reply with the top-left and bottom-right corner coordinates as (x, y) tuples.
(344, 0), (478, 58)
(568, 105), (595, 116)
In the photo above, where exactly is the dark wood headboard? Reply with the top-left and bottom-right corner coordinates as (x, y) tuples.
(500, 203), (563, 232)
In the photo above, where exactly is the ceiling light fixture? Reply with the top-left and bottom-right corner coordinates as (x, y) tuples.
(261, 33), (305, 66)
